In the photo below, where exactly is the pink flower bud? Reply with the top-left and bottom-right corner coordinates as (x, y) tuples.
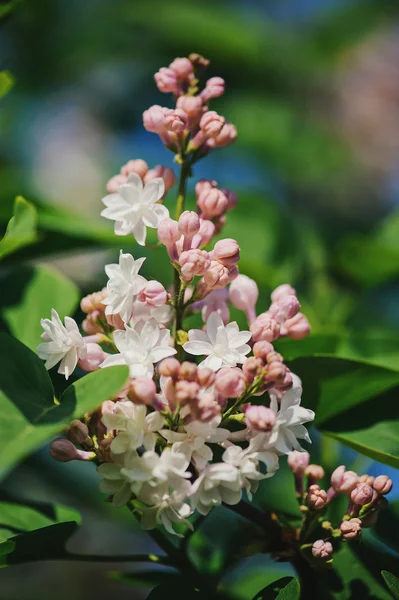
(120, 159), (149, 179)
(158, 357), (181, 378)
(197, 186), (229, 219)
(305, 464), (325, 485)
(106, 174), (127, 193)
(209, 123), (237, 148)
(203, 260), (231, 290)
(288, 450), (310, 475)
(197, 367), (216, 388)
(175, 380), (200, 404)
(213, 238), (240, 268)
(215, 367), (246, 398)
(221, 188), (238, 211)
(251, 315), (280, 343)
(164, 108), (189, 135)
(144, 165), (176, 191)
(67, 420), (90, 446)
(200, 111), (226, 138)
(176, 95), (204, 119)
(154, 67), (179, 94)
(179, 361), (198, 382)
(331, 466), (358, 495)
(312, 540), (333, 560)
(178, 211), (201, 238)
(138, 281), (167, 307)
(229, 274), (258, 323)
(340, 518), (362, 540)
(273, 369), (293, 391)
(101, 400), (116, 416)
(358, 474), (375, 486)
(81, 290), (107, 314)
(351, 483), (373, 506)
(50, 439), (94, 462)
(197, 218), (216, 245)
(373, 475), (393, 495)
(253, 341), (274, 360)
(169, 57), (193, 78)
(78, 343), (106, 372)
(282, 313), (311, 340)
(201, 77), (225, 102)
(179, 249), (211, 281)
(307, 484), (327, 510)
(106, 313), (125, 330)
(158, 218), (181, 245)
(242, 356), (264, 383)
(269, 295), (300, 324)
(143, 105), (168, 133)
(244, 405), (276, 432)
(128, 377), (157, 405)
(271, 284), (296, 303)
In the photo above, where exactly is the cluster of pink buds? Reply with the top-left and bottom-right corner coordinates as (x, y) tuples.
(242, 341), (293, 393)
(144, 53), (236, 156)
(158, 358), (223, 422)
(287, 452), (393, 565)
(251, 284), (311, 341)
(106, 158), (176, 196)
(195, 180), (237, 234)
(81, 290), (107, 334)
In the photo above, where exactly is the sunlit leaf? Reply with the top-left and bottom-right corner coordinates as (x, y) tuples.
(0, 196), (38, 259)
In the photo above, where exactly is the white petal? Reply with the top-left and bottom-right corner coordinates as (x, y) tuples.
(200, 355), (223, 371)
(101, 354), (126, 369)
(187, 329), (210, 344)
(206, 312), (224, 344)
(143, 178), (165, 204)
(152, 204), (169, 222)
(132, 219), (147, 246)
(183, 340), (213, 356)
(151, 346), (177, 362)
(227, 331), (252, 348)
(142, 208), (159, 228)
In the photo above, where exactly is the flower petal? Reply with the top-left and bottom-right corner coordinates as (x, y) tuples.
(132, 219), (147, 246)
(206, 312), (224, 344)
(143, 178), (165, 204)
(183, 341), (213, 356)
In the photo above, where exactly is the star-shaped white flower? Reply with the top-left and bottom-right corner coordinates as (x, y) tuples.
(37, 309), (86, 379)
(100, 318), (177, 378)
(131, 301), (173, 327)
(101, 173), (169, 246)
(183, 311), (251, 371)
(267, 374), (315, 454)
(160, 416), (230, 471)
(189, 462), (242, 515)
(222, 443), (279, 501)
(101, 401), (164, 454)
(139, 482), (193, 537)
(103, 251), (147, 323)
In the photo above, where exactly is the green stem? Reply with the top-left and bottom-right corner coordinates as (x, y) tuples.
(175, 160), (190, 219)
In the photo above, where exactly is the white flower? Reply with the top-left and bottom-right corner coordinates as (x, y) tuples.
(183, 311), (251, 371)
(131, 300), (173, 327)
(97, 452), (135, 507)
(37, 309), (86, 379)
(103, 251), (147, 323)
(139, 482), (193, 537)
(101, 318), (177, 378)
(101, 173), (169, 246)
(222, 443), (279, 501)
(101, 401), (164, 454)
(268, 374), (315, 454)
(161, 416), (230, 471)
(189, 462), (242, 515)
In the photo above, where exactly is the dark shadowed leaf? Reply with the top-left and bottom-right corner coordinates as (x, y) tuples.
(382, 571), (399, 599)
(0, 196), (38, 259)
(252, 577), (300, 600)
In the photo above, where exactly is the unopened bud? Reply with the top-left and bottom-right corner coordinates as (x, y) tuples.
(351, 483), (373, 506)
(242, 356), (264, 383)
(138, 281), (167, 307)
(253, 341), (274, 360)
(340, 518), (362, 540)
(128, 377), (156, 405)
(307, 484), (327, 510)
(229, 274), (258, 323)
(50, 439), (94, 462)
(143, 105), (167, 133)
(312, 540), (333, 560)
(305, 464), (325, 485)
(331, 466), (358, 495)
(158, 357), (181, 379)
(120, 159), (148, 179)
(67, 420), (90, 446)
(244, 405), (276, 432)
(270, 284), (296, 303)
(250, 314), (280, 343)
(196, 367), (216, 388)
(373, 475), (393, 496)
(179, 361), (198, 382)
(358, 474), (375, 486)
(78, 343), (106, 372)
(200, 111), (225, 138)
(215, 367), (246, 398)
(288, 450), (310, 475)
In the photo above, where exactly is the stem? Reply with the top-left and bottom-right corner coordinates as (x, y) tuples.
(175, 160), (191, 220)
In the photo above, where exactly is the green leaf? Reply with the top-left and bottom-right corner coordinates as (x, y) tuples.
(0, 197), (38, 259)
(0, 498), (81, 566)
(1, 264), (79, 350)
(252, 577), (300, 600)
(111, 570), (180, 589)
(382, 571), (399, 599)
(0, 70), (14, 98)
(145, 584), (200, 599)
(0, 333), (129, 478)
(59, 365), (130, 418)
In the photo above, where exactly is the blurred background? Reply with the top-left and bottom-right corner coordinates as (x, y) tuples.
(1, 0), (399, 598)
